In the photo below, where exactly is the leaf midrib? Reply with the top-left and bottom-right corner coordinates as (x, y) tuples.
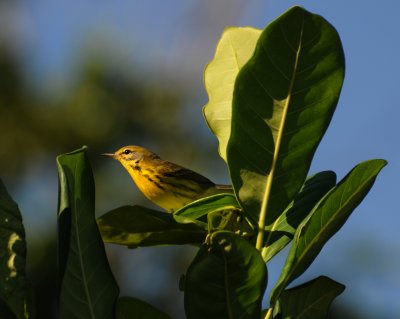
(72, 159), (95, 319)
(256, 12), (305, 250)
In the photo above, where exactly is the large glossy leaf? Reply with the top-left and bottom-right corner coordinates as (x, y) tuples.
(262, 171), (336, 262)
(274, 276), (345, 319)
(115, 297), (170, 319)
(184, 231), (266, 319)
(270, 159), (386, 304)
(57, 147), (119, 319)
(226, 6), (345, 230)
(203, 27), (261, 161)
(0, 180), (34, 319)
(98, 205), (206, 248)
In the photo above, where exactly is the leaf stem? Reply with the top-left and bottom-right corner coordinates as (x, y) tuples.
(264, 307), (273, 319)
(261, 246), (268, 261)
(255, 172), (275, 250)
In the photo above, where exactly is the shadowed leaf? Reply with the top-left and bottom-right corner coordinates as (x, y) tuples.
(0, 180), (34, 319)
(262, 171), (336, 262)
(57, 146), (119, 319)
(184, 231), (266, 319)
(115, 297), (170, 319)
(98, 205), (207, 248)
(270, 159), (386, 303)
(274, 276), (345, 319)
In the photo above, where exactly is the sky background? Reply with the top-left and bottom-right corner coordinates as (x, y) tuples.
(1, 1), (399, 318)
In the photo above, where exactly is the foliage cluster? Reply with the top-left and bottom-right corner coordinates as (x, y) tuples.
(0, 6), (385, 319)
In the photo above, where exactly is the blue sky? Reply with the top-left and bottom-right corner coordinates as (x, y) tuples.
(2, 1), (399, 317)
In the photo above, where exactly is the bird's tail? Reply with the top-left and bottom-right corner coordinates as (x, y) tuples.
(204, 184), (233, 197)
(215, 184), (233, 193)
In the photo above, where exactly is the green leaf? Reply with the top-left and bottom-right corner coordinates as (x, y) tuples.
(98, 205), (207, 248)
(0, 180), (34, 319)
(173, 194), (253, 238)
(203, 27), (262, 161)
(184, 231), (267, 319)
(262, 171), (336, 262)
(274, 276), (345, 319)
(270, 159), (387, 304)
(174, 193), (241, 224)
(227, 6), (345, 228)
(115, 297), (171, 319)
(57, 146), (119, 319)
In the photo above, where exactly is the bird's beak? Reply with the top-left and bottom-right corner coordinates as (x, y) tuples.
(101, 153), (117, 159)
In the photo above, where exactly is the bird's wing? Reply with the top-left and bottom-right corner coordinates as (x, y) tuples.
(159, 162), (215, 189)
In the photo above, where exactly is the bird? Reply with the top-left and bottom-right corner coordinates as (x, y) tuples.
(102, 145), (232, 213)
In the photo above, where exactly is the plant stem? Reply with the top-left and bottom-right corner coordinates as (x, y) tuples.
(264, 307), (273, 319)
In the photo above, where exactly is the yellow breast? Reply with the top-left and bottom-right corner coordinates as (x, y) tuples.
(130, 169), (164, 199)
(119, 157), (218, 212)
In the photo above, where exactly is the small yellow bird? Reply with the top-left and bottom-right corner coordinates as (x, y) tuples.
(103, 145), (232, 213)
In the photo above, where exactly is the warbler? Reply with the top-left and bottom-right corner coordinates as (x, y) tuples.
(103, 145), (232, 212)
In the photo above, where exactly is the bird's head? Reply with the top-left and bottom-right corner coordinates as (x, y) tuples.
(102, 145), (158, 167)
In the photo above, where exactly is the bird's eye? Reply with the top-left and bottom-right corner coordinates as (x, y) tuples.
(123, 149), (131, 155)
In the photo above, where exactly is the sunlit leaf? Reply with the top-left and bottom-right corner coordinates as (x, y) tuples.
(0, 180), (34, 319)
(227, 6), (345, 227)
(184, 231), (266, 319)
(274, 276), (345, 319)
(262, 171), (336, 262)
(270, 159), (386, 304)
(98, 205), (206, 248)
(203, 27), (262, 161)
(115, 297), (171, 319)
(57, 146), (119, 319)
